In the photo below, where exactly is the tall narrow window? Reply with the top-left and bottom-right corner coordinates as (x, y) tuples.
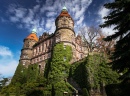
(39, 65), (41, 74)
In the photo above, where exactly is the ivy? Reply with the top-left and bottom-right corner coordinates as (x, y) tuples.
(45, 43), (74, 93)
(27, 64), (39, 82)
(11, 63), (27, 86)
(48, 43), (72, 83)
(71, 53), (119, 92)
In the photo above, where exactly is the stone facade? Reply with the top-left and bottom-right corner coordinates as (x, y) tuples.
(19, 7), (88, 73)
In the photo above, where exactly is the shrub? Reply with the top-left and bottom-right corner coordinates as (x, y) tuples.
(82, 88), (89, 96)
(25, 89), (43, 96)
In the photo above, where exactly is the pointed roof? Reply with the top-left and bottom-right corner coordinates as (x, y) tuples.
(58, 6), (71, 18)
(26, 29), (38, 41)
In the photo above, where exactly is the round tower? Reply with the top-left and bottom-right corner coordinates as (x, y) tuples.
(55, 6), (76, 62)
(55, 6), (75, 43)
(19, 29), (38, 67)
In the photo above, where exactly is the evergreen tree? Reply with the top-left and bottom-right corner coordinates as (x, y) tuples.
(100, 0), (130, 81)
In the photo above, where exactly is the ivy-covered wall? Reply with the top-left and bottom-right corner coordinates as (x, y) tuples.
(11, 63), (27, 86)
(1, 43), (120, 96)
(71, 53), (119, 93)
(45, 43), (74, 93)
(48, 43), (72, 83)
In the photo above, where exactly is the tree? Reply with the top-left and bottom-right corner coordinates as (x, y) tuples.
(0, 77), (9, 89)
(79, 26), (101, 52)
(100, 0), (130, 82)
(95, 32), (115, 55)
(15, 87), (20, 96)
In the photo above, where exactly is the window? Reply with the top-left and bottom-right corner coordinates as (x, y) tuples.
(63, 57), (66, 61)
(63, 45), (66, 49)
(23, 61), (25, 65)
(80, 47), (82, 51)
(39, 65), (41, 74)
(80, 54), (82, 59)
(23, 55), (26, 58)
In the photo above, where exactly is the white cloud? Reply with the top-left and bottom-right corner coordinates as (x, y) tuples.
(46, 11), (57, 17)
(98, 6), (115, 35)
(10, 16), (19, 22)
(0, 46), (13, 57)
(15, 8), (27, 18)
(98, 7), (109, 23)
(0, 17), (8, 23)
(77, 16), (84, 25)
(6, 0), (93, 35)
(33, 5), (40, 12)
(0, 45), (18, 77)
(0, 60), (18, 77)
(36, 0), (41, 3)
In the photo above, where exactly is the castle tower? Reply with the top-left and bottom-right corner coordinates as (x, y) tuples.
(55, 6), (75, 43)
(19, 29), (38, 67)
(55, 6), (76, 62)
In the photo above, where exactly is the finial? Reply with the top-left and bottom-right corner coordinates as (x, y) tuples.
(32, 28), (37, 34)
(62, 6), (67, 11)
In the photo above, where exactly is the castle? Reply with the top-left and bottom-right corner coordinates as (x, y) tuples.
(19, 7), (88, 73)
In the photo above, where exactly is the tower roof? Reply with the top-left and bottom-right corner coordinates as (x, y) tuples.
(58, 6), (72, 18)
(26, 29), (38, 41)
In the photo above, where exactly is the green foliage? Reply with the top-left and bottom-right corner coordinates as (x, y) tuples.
(27, 64), (39, 82)
(82, 88), (89, 96)
(44, 58), (51, 79)
(71, 53), (119, 92)
(71, 58), (90, 90)
(0, 78), (8, 87)
(48, 43), (72, 83)
(100, 0), (130, 81)
(44, 43), (74, 93)
(25, 88), (43, 96)
(15, 87), (20, 96)
(2, 63), (46, 94)
(5, 92), (10, 96)
(11, 64), (27, 86)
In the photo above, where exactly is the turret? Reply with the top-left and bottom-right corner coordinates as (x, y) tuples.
(19, 29), (38, 67)
(55, 6), (76, 62)
(55, 6), (74, 30)
(55, 6), (75, 43)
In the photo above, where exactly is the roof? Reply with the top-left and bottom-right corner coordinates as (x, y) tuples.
(58, 7), (71, 18)
(26, 32), (38, 42)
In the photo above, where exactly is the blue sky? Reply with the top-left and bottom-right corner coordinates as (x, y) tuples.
(0, 0), (114, 77)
